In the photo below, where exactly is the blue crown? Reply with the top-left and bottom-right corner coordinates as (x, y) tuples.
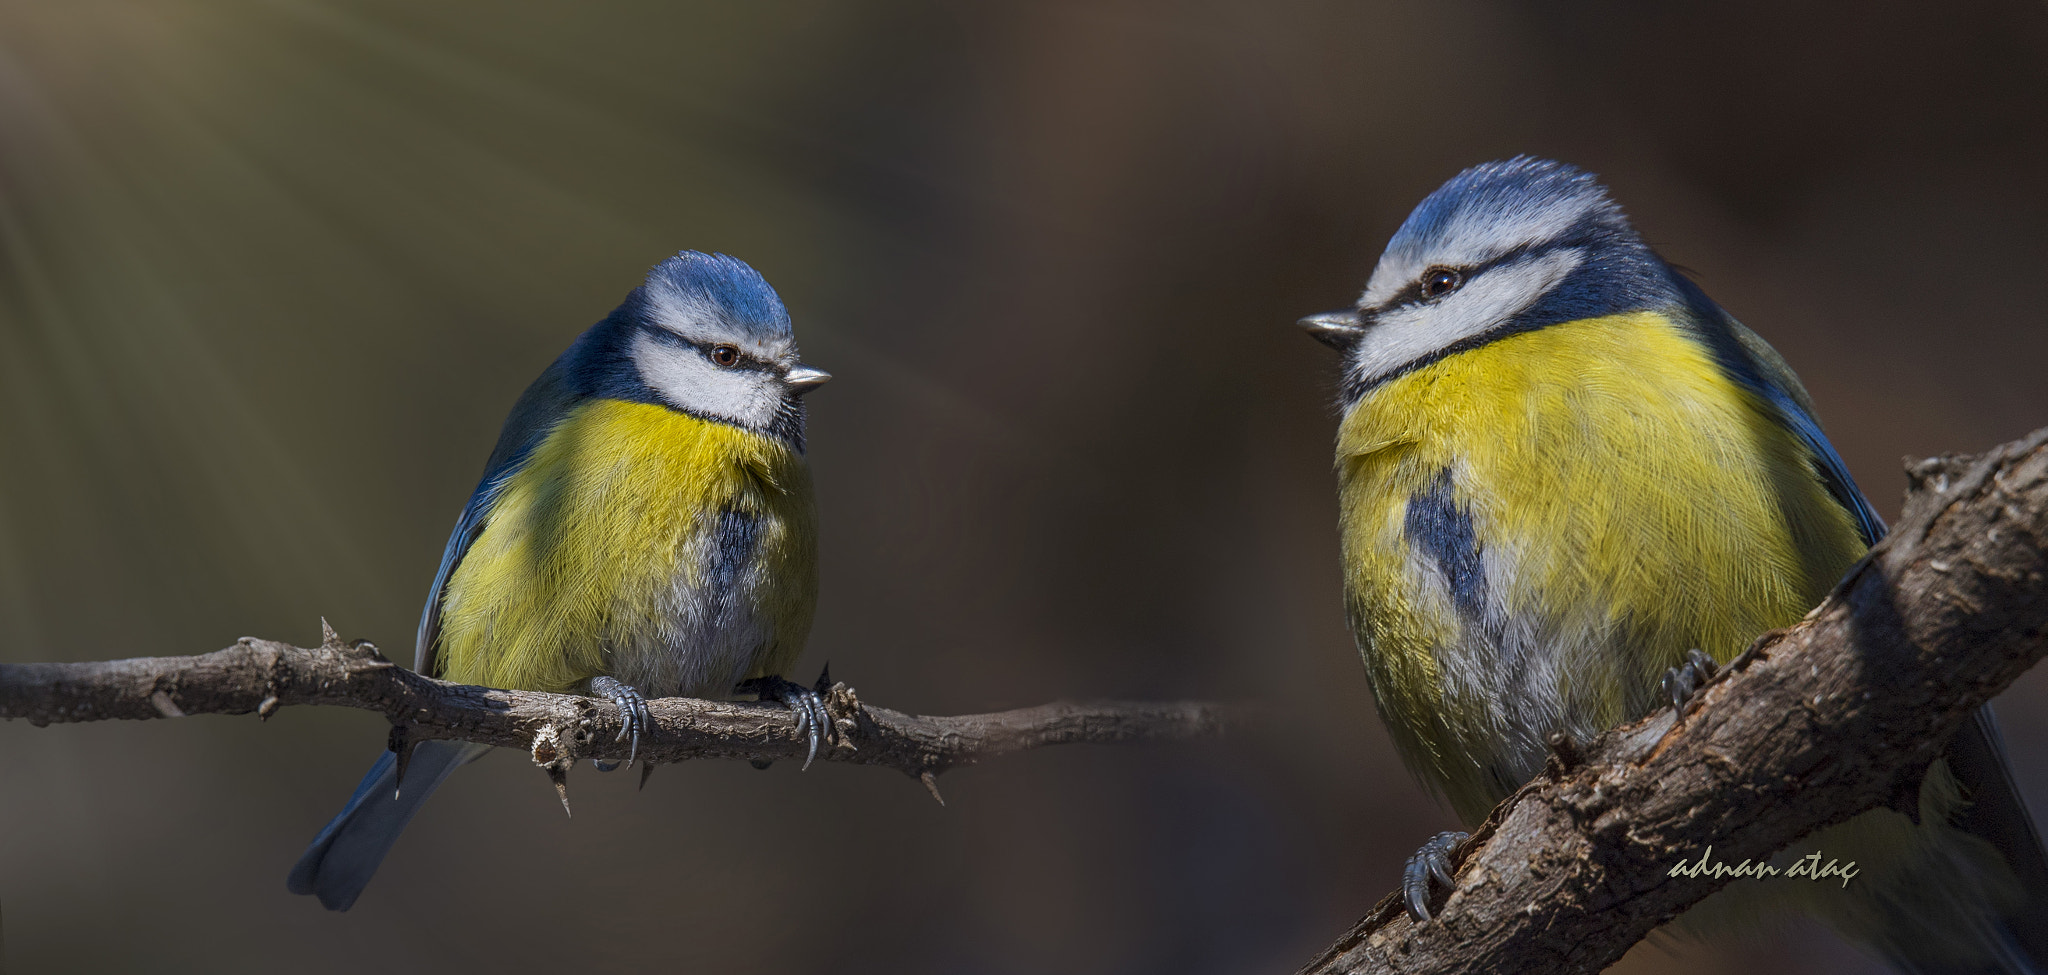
(1386, 157), (1635, 266)
(640, 251), (791, 341)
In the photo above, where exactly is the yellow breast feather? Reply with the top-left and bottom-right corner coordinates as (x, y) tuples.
(436, 398), (816, 696)
(1337, 311), (1866, 820)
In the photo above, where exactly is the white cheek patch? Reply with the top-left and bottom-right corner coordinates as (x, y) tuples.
(632, 332), (783, 429)
(1348, 248), (1584, 388)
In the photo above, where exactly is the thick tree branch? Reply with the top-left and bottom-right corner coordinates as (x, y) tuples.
(0, 629), (1232, 799)
(1302, 425), (2048, 975)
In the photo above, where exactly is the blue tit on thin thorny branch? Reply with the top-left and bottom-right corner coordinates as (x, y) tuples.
(288, 251), (834, 912)
(1300, 157), (2048, 973)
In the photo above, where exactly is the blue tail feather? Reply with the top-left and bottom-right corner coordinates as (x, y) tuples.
(286, 740), (489, 911)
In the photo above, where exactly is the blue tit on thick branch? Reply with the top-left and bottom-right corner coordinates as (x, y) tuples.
(288, 251), (831, 912)
(1302, 157), (2048, 973)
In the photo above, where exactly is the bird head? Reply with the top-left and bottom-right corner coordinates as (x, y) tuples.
(605, 251), (829, 443)
(1301, 157), (1677, 401)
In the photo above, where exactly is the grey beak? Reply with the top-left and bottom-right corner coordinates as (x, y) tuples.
(784, 365), (832, 395)
(1299, 310), (1365, 351)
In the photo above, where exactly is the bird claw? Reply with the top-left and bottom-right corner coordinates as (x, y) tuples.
(590, 675), (652, 770)
(1661, 648), (1720, 712)
(736, 672), (833, 770)
(1403, 830), (1469, 922)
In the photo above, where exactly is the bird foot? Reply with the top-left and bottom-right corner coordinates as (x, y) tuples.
(1403, 830), (1469, 922)
(589, 675), (652, 770)
(1660, 648), (1720, 712)
(736, 667), (834, 770)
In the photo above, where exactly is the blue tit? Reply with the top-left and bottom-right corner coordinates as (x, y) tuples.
(287, 251), (832, 912)
(1300, 158), (2048, 972)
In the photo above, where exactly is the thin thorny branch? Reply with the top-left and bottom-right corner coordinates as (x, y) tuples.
(0, 627), (1234, 807)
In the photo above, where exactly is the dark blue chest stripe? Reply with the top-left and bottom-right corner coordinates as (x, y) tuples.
(708, 509), (761, 595)
(1405, 469), (1488, 621)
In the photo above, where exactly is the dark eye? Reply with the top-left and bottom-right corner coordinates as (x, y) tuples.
(709, 344), (740, 367)
(1421, 266), (1464, 300)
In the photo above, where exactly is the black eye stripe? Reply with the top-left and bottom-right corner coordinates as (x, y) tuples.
(1379, 240), (1555, 311)
(642, 327), (782, 372)
(1376, 207), (1621, 313)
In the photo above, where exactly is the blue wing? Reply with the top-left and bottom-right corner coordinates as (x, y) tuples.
(414, 358), (582, 674)
(1754, 383), (1886, 547)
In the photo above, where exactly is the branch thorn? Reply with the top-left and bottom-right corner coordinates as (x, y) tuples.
(549, 764), (572, 818)
(149, 689), (185, 719)
(389, 724), (417, 797)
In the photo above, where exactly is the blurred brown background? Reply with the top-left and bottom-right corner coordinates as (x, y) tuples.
(1, 1), (2045, 972)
